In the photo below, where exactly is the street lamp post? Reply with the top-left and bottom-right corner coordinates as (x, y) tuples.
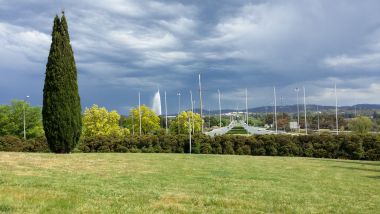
(23, 95), (30, 140)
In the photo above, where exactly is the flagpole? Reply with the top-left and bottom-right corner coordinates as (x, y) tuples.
(303, 87), (307, 135)
(139, 92), (142, 136)
(274, 87), (277, 134)
(165, 91), (168, 134)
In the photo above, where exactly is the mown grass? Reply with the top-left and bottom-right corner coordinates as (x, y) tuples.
(226, 126), (248, 134)
(0, 152), (379, 213)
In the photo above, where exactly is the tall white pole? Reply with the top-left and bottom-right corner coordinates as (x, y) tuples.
(272, 102), (275, 127)
(189, 111), (192, 154)
(218, 89), (222, 128)
(245, 88), (248, 125)
(131, 108), (134, 135)
(23, 103), (26, 140)
(335, 83), (339, 135)
(317, 105), (320, 135)
(303, 87), (307, 135)
(177, 92), (181, 135)
(189, 116), (192, 154)
(139, 92), (142, 136)
(274, 87), (278, 134)
(193, 100), (196, 134)
(23, 95), (29, 140)
(199, 74), (203, 133)
(177, 92), (181, 114)
(295, 88), (300, 133)
(190, 90), (194, 134)
(164, 91), (168, 134)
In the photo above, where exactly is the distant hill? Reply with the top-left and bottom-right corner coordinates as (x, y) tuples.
(191, 104), (380, 115)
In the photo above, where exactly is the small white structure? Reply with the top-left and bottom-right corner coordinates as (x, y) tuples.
(289, 122), (299, 129)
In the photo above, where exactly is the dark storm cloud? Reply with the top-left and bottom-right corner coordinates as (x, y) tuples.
(1, 0), (380, 113)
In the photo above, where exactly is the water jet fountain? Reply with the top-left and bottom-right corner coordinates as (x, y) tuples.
(152, 89), (162, 116)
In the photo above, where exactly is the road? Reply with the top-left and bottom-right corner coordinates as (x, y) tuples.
(205, 120), (285, 136)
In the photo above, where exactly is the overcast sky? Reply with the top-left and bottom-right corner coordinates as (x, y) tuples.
(1, 0), (380, 113)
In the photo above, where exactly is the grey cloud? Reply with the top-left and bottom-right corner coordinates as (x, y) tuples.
(1, 0), (380, 113)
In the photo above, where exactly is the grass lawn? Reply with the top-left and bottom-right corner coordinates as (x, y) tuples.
(226, 126), (248, 134)
(0, 152), (379, 213)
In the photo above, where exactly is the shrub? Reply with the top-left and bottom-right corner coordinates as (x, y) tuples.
(223, 140), (234, 154)
(0, 135), (24, 152)
(0, 136), (49, 152)
(201, 142), (212, 154)
(1, 133), (379, 161)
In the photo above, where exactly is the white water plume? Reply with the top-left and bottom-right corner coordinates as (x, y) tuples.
(152, 89), (162, 116)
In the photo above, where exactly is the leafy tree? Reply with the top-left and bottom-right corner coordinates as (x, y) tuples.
(277, 113), (290, 130)
(127, 105), (160, 134)
(204, 116), (230, 127)
(170, 111), (203, 134)
(348, 116), (373, 134)
(0, 100), (43, 138)
(42, 13), (82, 153)
(83, 105), (129, 137)
(0, 105), (14, 136)
(248, 117), (264, 127)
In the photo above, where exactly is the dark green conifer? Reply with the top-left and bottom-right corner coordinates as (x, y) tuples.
(42, 12), (82, 153)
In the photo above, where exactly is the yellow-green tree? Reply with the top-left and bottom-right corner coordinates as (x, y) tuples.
(170, 111), (203, 134)
(83, 105), (129, 137)
(128, 105), (160, 134)
(348, 116), (373, 134)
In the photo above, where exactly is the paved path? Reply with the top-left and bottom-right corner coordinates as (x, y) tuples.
(239, 121), (285, 135)
(205, 120), (285, 136)
(205, 121), (236, 136)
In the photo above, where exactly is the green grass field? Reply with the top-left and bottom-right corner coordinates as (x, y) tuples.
(0, 152), (379, 213)
(226, 126), (248, 134)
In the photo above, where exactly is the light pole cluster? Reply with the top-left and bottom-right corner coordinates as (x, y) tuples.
(131, 74), (341, 139)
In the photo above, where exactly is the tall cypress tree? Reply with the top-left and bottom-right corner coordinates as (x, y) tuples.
(43, 12), (82, 153)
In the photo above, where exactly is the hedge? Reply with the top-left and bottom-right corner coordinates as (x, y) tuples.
(1, 134), (379, 160)
(0, 136), (49, 152)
